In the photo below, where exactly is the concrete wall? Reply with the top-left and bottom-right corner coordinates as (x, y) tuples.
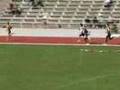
(0, 0), (11, 10)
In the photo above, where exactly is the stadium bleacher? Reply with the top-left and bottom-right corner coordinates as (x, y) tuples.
(0, 0), (120, 29)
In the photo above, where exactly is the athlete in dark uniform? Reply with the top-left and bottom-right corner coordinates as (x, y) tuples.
(3, 22), (12, 36)
(83, 27), (89, 43)
(105, 24), (113, 43)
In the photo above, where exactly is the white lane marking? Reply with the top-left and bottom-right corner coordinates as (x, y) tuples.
(58, 73), (118, 88)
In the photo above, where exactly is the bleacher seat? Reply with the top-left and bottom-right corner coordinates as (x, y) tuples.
(0, 0), (119, 29)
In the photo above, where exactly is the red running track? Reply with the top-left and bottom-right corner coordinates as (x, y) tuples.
(0, 36), (120, 45)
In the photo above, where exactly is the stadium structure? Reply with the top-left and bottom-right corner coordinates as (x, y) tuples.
(1, 1), (120, 90)
(0, 0), (120, 45)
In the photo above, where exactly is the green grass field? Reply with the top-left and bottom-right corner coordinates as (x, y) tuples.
(0, 45), (120, 90)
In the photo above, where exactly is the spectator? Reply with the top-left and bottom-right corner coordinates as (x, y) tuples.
(84, 16), (91, 28)
(92, 16), (99, 28)
(8, 1), (22, 16)
(9, 3), (14, 10)
(8, 2), (15, 14)
(37, 0), (44, 7)
(16, 7), (22, 16)
(32, 0), (44, 7)
(93, 16), (98, 23)
(58, 24), (62, 28)
(30, 0), (35, 6)
(42, 12), (49, 25)
(104, 0), (113, 9)
(85, 17), (90, 23)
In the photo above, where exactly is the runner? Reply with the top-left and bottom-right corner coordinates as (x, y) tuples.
(105, 23), (113, 43)
(3, 22), (12, 36)
(78, 24), (90, 43)
(83, 26), (89, 43)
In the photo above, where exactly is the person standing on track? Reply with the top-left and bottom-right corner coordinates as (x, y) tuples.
(105, 23), (113, 43)
(77, 23), (85, 42)
(79, 24), (85, 37)
(78, 24), (90, 43)
(3, 22), (13, 36)
(83, 26), (89, 43)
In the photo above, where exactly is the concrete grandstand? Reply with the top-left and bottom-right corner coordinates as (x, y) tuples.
(0, 0), (120, 28)
(0, 0), (120, 45)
